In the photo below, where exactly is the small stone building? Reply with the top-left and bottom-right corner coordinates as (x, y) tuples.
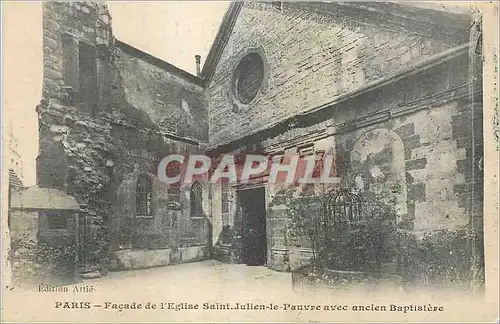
(9, 186), (80, 245)
(8, 186), (82, 284)
(37, 2), (483, 274)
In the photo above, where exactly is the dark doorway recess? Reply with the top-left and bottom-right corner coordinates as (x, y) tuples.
(238, 187), (267, 266)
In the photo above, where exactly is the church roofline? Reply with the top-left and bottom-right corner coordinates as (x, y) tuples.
(288, 2), (474, 39)
(205, 41), (473, 155)
(200, 1), (474, 88)
(8, 169), (24, 191)
(200, 1), (244, 85)
(114, 39), (205, 88)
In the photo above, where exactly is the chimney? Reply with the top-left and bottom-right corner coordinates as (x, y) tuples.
(195, 55), (201, 77)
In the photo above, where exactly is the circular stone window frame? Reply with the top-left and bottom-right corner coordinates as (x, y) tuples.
(230, 46), (270, 113)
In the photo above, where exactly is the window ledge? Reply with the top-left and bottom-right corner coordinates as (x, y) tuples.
(40, 229), (71, 235)
(135, 215), (154, 219)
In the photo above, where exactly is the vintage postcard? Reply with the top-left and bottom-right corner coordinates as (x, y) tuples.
(1, 1), (499, 322)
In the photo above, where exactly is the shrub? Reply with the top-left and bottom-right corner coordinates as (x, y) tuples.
(415, 228), (484, 288)
(322, 190), (398, 272)
(286, 194), (324, 261)
(390, 228), (420, 285)
(9, 233), (78, 284)
(389, 227), (484, 289)
(286, 190), (398, 273)
(285, 189), (484, 290)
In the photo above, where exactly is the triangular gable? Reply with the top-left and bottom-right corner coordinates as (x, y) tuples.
(200, 1), (474, 87)
(201, 1), (244, 86)
(10, 186), (80, 211)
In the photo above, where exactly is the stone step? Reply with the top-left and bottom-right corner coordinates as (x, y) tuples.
(79, 271), (102, 280)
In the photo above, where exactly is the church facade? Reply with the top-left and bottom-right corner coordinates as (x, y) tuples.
(36, 1), (483, 275)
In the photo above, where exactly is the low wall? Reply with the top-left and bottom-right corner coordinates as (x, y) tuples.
(180, 246), (208, 263)
(213, 244), (241, 263)
(112, 246), (208, 270)
(268, 248), (290, 272)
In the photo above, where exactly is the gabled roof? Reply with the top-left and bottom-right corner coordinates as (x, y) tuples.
(10, 186), (80, 211)
(200, 1), (474, 86)
(200, 1), (244, 85)
(8, 169), (24, 191)
(114, 39), (205, 87)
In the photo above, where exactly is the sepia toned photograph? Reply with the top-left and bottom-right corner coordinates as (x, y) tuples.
(2, 1), (499, 322)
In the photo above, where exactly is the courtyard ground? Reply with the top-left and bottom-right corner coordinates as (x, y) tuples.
(89, 260), (294, 301)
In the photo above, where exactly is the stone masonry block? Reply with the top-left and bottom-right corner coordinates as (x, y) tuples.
(452, 115), (471, 139)
(457, 159), (470, 175)
(44, 68), (63, 81)
(408, 183), (425, 202)
(405, 158), (427, 170)
(394, 123), (415, 138)
(397, 219), (414, 231)
(405, 172), (414, 184)
(45, 18), (61, 31)
(456, 136), (471, 149)
(402, 134), (421, 150)
(404, 148), (412, 160)
(44, 36), (58, 50)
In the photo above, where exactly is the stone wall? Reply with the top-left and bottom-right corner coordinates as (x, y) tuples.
(39, 2), (210, 269)
(111, 42), (208, 142)
(38, 3), (115, 254)
(39, 1), (482, 274)
(207, 2), (472, 146)
(9, 210), (38, 244)
(209, 46), (483, 271)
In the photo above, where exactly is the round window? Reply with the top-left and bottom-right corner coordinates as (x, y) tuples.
(233, 52), (265, 104)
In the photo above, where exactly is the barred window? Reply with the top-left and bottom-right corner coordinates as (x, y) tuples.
(136, 174), (153, 218)
(221, 182), (229, 213)
(45, 211), (67, 230)
(166, 161), (181, 195)
(190, 181), (203, 218)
